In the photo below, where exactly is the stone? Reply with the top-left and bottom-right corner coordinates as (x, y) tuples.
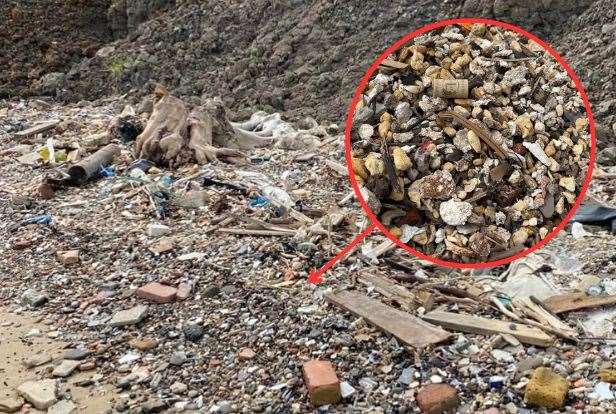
(79, 361), (96, 371)
(109, 305), (149, 327)
(416, 383), (459, 414)
(52, 359), (80, 377)
(23, 353), (52, 368)
(148, 237), (174, 254)
(63, 348), (91, 360)
(176, 282), (191, 300)
(48, 400), (77, 414)
(491, 349), (514, 363)
(524, 367), (568, 409)
(21, 289), (48, 307)
(146, 223), (171, 237)
(56, 250), (79, 265)
(0, 396), (24, 413)
(339, 381), (356, 399)
(183, 323), (204, 342)
(17, 379), (57, 410)
(398, 367), (415, 385)
(170, 382), (188, 394)
(559, 176), (576, 192)
(38, 182), (55, 199)
(129, 337), (158, 351)
(136, 282), (177, 303)
(238, 348), (256, 361)
(170, 351), (187, 366)
(302, 359), (341, 406)
(439, 199), (472, 226)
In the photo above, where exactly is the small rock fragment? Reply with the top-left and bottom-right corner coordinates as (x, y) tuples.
(439, 199), (472, 226)
(52, 360), (80, 377)
(109, 305), (149, 327)
(146, 223), (171, 237)
(17, 379), (57, 410)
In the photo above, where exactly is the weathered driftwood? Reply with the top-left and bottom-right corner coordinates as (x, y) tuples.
(134, 87), (272, 167)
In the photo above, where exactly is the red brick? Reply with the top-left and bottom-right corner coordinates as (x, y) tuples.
(136, 282), (177, 303)
(416, 383), (459, 414)
(302, 360), (341, 406)
(479, 409), (501, 414)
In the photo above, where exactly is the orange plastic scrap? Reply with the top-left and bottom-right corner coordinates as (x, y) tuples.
(459, 23), (473, 31)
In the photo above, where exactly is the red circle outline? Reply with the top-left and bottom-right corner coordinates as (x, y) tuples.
(344, 17), (597, 269)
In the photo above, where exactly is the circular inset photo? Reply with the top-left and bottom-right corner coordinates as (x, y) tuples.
(345, 18), (596, 268)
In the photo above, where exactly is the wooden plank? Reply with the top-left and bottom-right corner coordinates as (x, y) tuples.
(544, 293), (616, 314)
(379, 59), (409, 70)
(358, 272), (417, 311)
(422, 310), (554, 347)
(325, 290), (451, 347)
(14, 120), (60, 138)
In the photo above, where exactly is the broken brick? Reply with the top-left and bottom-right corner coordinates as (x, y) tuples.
(416, 383), (459, 414)
(135, 282), (177, 303)
(524, 367), (568, 409)
(302, 360), (341, 406)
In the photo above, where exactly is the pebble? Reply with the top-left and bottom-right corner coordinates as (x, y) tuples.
(23, 353), (52, 369)
(439, 199), (473, 226)
(170, 381), (188, 394)
(170, 351), (188, 366)
(146, 223), (171, 237)
(183, 323), (205, 342)
(52, 360), (81, 377)
(108, 305), (148, 327)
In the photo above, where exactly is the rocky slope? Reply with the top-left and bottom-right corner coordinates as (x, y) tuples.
(2, 0), (614, 147)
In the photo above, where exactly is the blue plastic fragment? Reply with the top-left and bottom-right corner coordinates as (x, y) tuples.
(489, 375), (505, 390)
(99, 165), (115, 178)
(160, 175), (173, 186)
(24, 214), (52, 225)
(249, 196), (269, 208)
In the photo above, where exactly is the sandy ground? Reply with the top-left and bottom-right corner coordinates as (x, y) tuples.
(0, 308), (116, 413)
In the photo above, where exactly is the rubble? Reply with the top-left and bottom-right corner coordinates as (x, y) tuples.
(350, 23), (591, 262)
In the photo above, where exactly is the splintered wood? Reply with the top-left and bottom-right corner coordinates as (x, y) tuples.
(13, 120), (60, 138)
(544, 293), (616, 314)
(422, 310), (554, 347)
(325, 290), (452, 347)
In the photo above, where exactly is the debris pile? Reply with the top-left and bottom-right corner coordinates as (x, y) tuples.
(350, 24), (591, 262)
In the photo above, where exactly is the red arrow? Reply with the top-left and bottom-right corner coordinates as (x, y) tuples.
(307, 224), (375, 284)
